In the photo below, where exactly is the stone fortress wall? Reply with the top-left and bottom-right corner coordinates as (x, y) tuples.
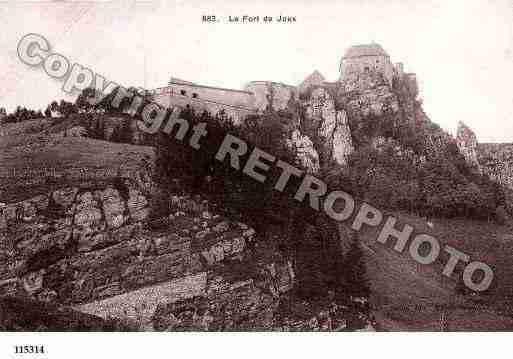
(151, 43), (418, 128)
(340, 52), (394, 85)
(151, 79), (298, 123)
(151, 80), (257, 124)
(243, 81), (297, 112)
(150, 43), (419, 124)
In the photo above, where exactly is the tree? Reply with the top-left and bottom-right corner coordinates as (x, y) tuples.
(95, 86), (124, 113)
(86, 117), (105, 140)
(0, 107), (6, 123)
(110, 119), (133, 143)
(57, 100), (77, 117)
(50, 101), (59, 115)
(14, 106), (28, 122)
(44, 105), (52, 118)
(75, 88), (96, 113)
(343, 232), (370, 300)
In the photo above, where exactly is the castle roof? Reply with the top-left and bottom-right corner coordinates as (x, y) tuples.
(298, 70), (325, 90)
(342, 43), (389, 59)
(301, 70), (325, 83)
(246, 80), (296, 89)
(167, 77), (253, 94)
(168, 77), (195, 85)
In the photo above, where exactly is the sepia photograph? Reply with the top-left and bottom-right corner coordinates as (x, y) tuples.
(1, 0), (513, 355)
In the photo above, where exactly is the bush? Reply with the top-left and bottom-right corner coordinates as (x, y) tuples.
(495, 205), (509, 225)
(343, 232), (370, 300)
(110, 119), (133, 143)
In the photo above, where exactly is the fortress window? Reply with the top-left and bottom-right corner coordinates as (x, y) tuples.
(192, 93), (198, 98)
(180, 90), (186, 96)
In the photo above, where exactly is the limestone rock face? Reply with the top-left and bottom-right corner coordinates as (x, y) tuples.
(74, 192), (105, 240)
(244, 81), (296, 112)
(330, 110), (354, 166)
(52, 187), (78, 209)
(0, 187), (263, 307)
(0, 166), (370, 330)
(98, 188), (126, 229)
(339, 71), (399, 119)
(22, 269), (44, 294)
(456, 121), (481, 171)
(286, 130), (320, 174)
(307, 88), (354, 167)
(127, 187), (149, 222)
(60, 126), (86, 137)
(30, 195), (49, 211)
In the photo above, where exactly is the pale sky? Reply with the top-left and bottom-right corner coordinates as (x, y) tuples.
(1, 0), (513, 142)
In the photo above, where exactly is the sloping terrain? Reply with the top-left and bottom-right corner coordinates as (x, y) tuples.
(0, 129), (154, 203)
(0, 296), (131, 331)
(354, 211), (513, 330)
(3, 115), (513, 331)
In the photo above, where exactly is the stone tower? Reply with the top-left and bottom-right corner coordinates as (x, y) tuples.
(339, 43), (394, 85)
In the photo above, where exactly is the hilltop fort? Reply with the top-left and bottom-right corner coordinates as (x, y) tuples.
(150, 43), (418, 124)
(2, 43), (513, 331)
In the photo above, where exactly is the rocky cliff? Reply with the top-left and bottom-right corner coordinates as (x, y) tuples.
(3, 178), (362, 330)
(286, 130), (321, 174)
(454, 122), (513, 191)
(339, 70), (400, 120)
(307, 88), (354, 167)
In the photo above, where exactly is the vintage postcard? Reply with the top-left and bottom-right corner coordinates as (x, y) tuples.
(1, 0), (513, 353)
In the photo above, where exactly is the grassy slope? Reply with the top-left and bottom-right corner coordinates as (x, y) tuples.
(355, 210), (513, 330)
(0, 296), (130, 331)
(0, 118), (53, 136)
(0, 121), (154, 202)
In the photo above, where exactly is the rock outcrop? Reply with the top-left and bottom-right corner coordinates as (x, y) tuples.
(286, 130), (320, 174)
(59, 126), (86, 137)
(0, 181), (153, 303)
(307, 88), (354, 167)
(454, 122), (513, 193)
(0, 185), (299, 330)
(456, 121), (481, 171)
(339, 70), (400, 119)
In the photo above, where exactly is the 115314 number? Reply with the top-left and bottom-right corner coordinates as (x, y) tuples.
(14, 346), (44, 354)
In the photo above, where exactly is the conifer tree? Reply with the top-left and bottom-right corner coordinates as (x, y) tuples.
(86, 117), (105, 140)
(344, 232), (370, 299)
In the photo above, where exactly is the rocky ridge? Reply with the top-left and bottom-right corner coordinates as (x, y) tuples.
(2, 178), (357, 330)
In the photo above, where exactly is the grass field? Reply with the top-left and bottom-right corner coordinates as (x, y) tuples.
(0, 122), (154, 202)
(356, 210), (513, 330)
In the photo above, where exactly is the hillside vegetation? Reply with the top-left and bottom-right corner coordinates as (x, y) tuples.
(2, 81), (513, 331)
